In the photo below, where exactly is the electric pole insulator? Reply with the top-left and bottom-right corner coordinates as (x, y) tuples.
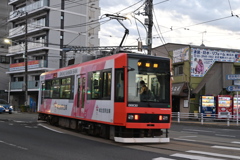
(138, 41), (142, 51)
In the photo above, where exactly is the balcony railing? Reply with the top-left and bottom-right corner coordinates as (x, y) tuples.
(9, 18), (46, 37)
(8, 39), (46, 54)
(10, 80), (39, 90)
(9, 0), (48, 19)
(9, 60), (47, 72)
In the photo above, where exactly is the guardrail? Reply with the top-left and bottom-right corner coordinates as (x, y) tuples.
(172, 112), (239, 126)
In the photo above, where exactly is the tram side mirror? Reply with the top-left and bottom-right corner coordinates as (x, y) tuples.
(35, 81), (38, 87)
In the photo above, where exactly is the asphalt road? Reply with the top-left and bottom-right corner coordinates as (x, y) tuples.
(1, 112), (240, 160)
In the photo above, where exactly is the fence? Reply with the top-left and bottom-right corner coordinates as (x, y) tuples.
(172, 112), (240, 126)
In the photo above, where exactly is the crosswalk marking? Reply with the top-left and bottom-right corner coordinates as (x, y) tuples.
(153, 145), (240, 160)
(171, 153), (225, 160)
(187, 150), (240, 159)
(211, 145), (240, 151)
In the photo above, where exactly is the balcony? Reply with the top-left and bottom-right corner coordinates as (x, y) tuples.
(9, 0), (49, 21)
(8, 39), (46, 54)
(10, 80), (39, 91)
(9, 18), (46, 38)
(8, 0), (24, 5)
(9, 60), (47, 72)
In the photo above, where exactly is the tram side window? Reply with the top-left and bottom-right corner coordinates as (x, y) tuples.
(44, 81), (52, 98)
(115, 69), (124, 102)
(51, 79), (60, 98)
(60, 77), (72, 99)
(103, 71), (111, 99)
(43, 77), (73, 99)
(91, 71), (101, 99)
(88, 69), (112, 100)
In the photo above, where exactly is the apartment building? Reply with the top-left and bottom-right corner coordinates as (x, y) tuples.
(7, 0), (100, 108)
(0, 0), (11, 101)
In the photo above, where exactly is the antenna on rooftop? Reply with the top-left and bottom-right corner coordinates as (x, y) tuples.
(201, 31), (207, 46)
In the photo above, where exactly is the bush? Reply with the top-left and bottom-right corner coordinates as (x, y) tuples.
(19, 105), (30, 112)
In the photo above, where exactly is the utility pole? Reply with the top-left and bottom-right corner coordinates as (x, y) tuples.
(60, 0), (65, 67)
(24, 11), (28, 106)
(146, 0), (153, 55)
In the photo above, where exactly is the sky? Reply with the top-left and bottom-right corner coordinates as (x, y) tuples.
(99, 0), (240, 50)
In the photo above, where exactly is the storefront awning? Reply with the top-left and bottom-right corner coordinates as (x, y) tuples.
(172, 83), (188, 96)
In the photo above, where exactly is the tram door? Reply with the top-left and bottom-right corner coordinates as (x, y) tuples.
(77, 74), (86, 110)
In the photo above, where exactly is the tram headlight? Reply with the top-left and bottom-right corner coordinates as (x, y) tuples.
(128, 114), (140, 120)
(128, 114), (134, 120)
(159, 115), (169, 121)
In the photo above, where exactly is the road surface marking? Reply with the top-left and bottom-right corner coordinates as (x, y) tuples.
(212, 145), (240, 151)
(232, 141), (240, 144)
(0, 140), (28, 150)
(215, 134), (236, 138)
(38, 124), (64, 133)
(171, 153), (225, 160)
(173, 138), (196, 142)
(152, 158), (176, 160)
(187, 150), (240, 159)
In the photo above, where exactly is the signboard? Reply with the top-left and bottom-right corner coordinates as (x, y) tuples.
(234, 80), (240, 85)
(226, 74), (240, 80)
(10, 60), (40, 71)
(191, 48), (240, 77)
(226, 86), (240, 92)
(173, 47), (189, 63)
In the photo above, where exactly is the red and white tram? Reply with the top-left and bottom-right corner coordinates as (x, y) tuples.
(38, 52), (172, 143)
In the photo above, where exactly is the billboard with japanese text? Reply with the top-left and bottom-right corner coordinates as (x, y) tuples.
(191, 48), (240, 77)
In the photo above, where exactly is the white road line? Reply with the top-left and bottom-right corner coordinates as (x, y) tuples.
(183, 129), (214, 133)
(232, 141), (240, 144)
(173, 138), (196, 142)
(38, 124), (64, 133)
(187, 150), (240, 159)
(171, 153), (225, 160)
(215, 134), (236, 138)
(0, 140), (28, 150)
(211, 145), (240, 151)
(152, 157), (175, 160)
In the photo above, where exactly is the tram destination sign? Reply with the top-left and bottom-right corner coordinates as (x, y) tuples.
(226, 74), (240, 80)
(226, 85), (240, 92)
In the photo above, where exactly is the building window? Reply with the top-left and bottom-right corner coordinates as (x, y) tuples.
(0, 56), (10, 64)
(235, 67), (240, 74)
(174, 65), (183, 76)
(13, 77), (24, 82)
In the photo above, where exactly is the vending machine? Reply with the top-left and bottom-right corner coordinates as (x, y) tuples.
(199, 95), (216, 117)
(216, 95), (232, 118)
(233, 95), (240, 119)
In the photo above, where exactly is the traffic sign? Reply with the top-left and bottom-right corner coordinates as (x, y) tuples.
(234, 80), (240, 85)
(226, 85), (240, 92)
(226, 74), (240, 80)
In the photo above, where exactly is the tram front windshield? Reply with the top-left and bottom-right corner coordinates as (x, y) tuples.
(128, 57), (170, 104)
